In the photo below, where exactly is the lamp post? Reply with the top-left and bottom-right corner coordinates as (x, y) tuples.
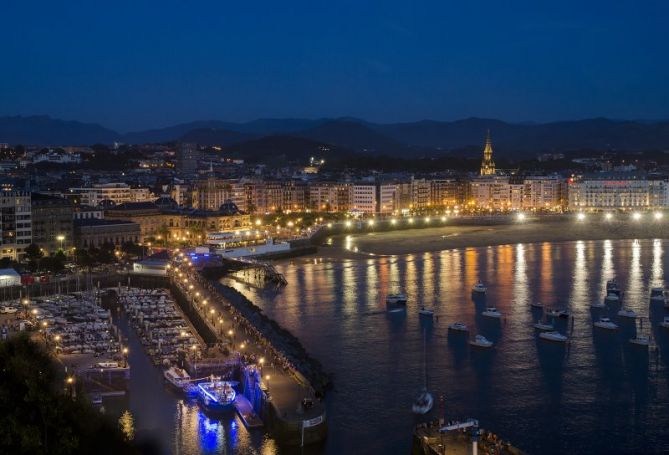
(57, 235), (65, 252)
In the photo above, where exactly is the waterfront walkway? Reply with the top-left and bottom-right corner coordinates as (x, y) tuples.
(170, 263), (325, 426)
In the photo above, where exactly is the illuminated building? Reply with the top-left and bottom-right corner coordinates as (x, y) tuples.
(480, 131), (496, 176)
(0, 191), (31, 260)
(568, 173), (669, 209)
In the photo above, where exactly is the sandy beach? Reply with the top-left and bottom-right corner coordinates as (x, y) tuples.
(326, 218), (669, 256)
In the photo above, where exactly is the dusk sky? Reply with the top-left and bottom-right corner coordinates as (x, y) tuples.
(2, 0), (668, 131)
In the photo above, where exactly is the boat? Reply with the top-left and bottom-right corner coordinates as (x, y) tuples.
(412, 330), (433, 415)
(530, 301), (544, 309)
(419, 307), (434, 317)
(197, 380), (237, 413)
(606, 278), (621, 295)
(481, 307), (502, 319)
(650, 287), (666, 301)
(594, 318), (619, 330)
(629, 335), (650, 347)
(660, 317), (669, 329)
(545, 309), (561, 318)
(386, 293), (408, 305)
(469, 334), (493, 348)
(534, 321), (554, 331)
(557, 310), (570, 319)
(617, 308), (637, 319)
(387, 306), (406, 314)
(448, 322), (469, 333)
(96, 361), (119, 369)
(590, 301), (606, 309)
(164, 366), (191, 390)
(605, 293), (620, 302)
(539, 331), (568, 343)
(472, 281), (487, 294)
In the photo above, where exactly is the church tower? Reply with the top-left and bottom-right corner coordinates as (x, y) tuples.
(480, 130), (496, 175)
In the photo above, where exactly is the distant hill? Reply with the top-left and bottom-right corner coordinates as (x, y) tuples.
(225, 135), (353, 163)
(0, 115), (119, 145)
(294, 119), (407, 153)
(3, 115), (669, 158)
(179, 128), (256, 146)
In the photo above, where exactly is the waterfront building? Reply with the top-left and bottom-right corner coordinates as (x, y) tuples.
(410, 178), (431, 210)
(0, 191), (31, 260)
(30, 193), (74, 253)
(73, 218), (141, 248)
(68, 183), (153, 207)
(352, 184), (377, 214)
(73, 205), (104, 220)
(431, 178), (466, 207)
(308, 182), (352, 212)
(378, 183), (399, 214)
(470, 175), (514, 210)
(568, 173), (669, 210)
(522, 175), (565, 211)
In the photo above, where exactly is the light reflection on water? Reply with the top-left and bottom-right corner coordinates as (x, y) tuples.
(224, 239), (669, 455)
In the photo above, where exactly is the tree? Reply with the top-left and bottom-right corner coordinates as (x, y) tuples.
(0, 334), (142, 454)
(24, 243), (44, 269)
(120, 241), (143, 258)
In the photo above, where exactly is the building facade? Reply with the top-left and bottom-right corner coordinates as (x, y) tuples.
(30, 193), (74, 254)
(0, 192), (32, 260)
(568, 174), (669, 210)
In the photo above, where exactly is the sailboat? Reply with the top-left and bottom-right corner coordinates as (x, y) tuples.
(412, 330), (433, 415)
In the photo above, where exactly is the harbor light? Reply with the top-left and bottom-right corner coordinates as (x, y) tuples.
(122, 347), (128, 355)
(54, 335), (61, 342)
(345, 220), (352, 228)
(210, 309), (215, 315)
(228, 330), (233, 336)
(576, 213), (586, 221)
(441, 216), (446, 222)
(408, 218), (414, 224)
(654, 212), (663, 220)
(66, 376), (74, 385)
(391, 219), (397, 225)
(327, 223), (333, 228)
(605, 213), (613, 221)
(195, 292), (200, 297)
(632, 212), (642, 221)
(180, 331), (187, 337)
(368, 219), (375, 226)
(516, 213), (526, 222)
(240, 343), (245, 349)
(424, 217), (430, 223)
(188, 285), (194, 290)
(259, 357), (265, 365)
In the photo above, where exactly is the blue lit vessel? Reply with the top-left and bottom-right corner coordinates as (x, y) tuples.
(197, 380), (237, 413)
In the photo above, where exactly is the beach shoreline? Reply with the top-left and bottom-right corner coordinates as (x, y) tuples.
(321, 218), (669, 256)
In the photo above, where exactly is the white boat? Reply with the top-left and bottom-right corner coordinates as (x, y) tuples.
(534, 321), (554, 331)
(448, 322), (469, 332)
(594, 318), (619, 330)
(590, 301), (606, 309)
(387, 307), (406, 314)
(164, 366), (191, 390)
(605, 293), (620, 302)
(545, 309), (569, 318)
(481, 307), (502, 319)
(471, 281), (487, 294)
(386, 293), (408, 305)
(617, 308), (637, 319)
(96, 361), (120, 369)
(412, 330), (433, 415)
(629, 335), (650, 347)
(469, 334), (493, 348)
(419, 307), (434, 317)
(660, 317), (669, 329)
(539, 331), (568, 343)
(650, 287), (666, 301)
(530, 301), (544, 309)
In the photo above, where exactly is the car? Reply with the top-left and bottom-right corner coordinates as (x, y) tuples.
(0, 306), (18, 314)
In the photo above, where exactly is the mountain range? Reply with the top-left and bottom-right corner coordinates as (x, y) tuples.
(2, 115), (669, 158)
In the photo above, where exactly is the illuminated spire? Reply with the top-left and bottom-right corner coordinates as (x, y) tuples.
(480, 130), (496, 176)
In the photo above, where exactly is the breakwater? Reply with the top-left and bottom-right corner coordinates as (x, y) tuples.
(200, 267), (332, 395)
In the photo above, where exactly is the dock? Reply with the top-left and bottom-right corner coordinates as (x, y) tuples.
(234, 395), (263, 428)
(412, 419), (525, 455)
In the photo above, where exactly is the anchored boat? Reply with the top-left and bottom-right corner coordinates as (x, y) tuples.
(164, 366), (191, 391)
(448, 322), (468, 333)
(481, 307), (502, 319)
(539, 331), (568, 343)
(594, 318), (619, 330)
(469, 334), (493, 348)
(471, 281), (487, 294)
(197, 380), (237, 413)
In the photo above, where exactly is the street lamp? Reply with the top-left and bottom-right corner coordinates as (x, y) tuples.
(265, 375), (271, 393)
(57, 235), (65, 251)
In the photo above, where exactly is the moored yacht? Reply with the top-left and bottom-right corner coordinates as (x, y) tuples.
(469, 335), (493, 348)
(660, 317), (669, 329)
(534, 321), (554, 331)
(197, 380), (237, 413)
(472, 281), (487, 294)
(629, 335), (650, 347)
(164, 366), (191, 391)
(530, 301), (544, 309)
(594, 318), (619, 330)
(481, 307), (502, 319)
(448, 322), (469, 333)
(650, 287), (666, 301)
(418, 307), (434, 317)
(605, 293), (620, 302)
(607, 278), (621, 295)
(617, 308), (637, 319)
(386, 293), (408, 305)
(590, 300), (606, 309)
(539, 331), (568, 343)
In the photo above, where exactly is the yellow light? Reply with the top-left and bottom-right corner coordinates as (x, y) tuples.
(577, 213), (586, 221)
(632, 212), (642, 221)
(368, 219), (375, 226)
(516, 213), (526, 221)
(605, 213), (613, 221)
(655, 211), (663, 220)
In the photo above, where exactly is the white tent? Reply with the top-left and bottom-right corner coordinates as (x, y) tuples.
(0, 268), (21, 287)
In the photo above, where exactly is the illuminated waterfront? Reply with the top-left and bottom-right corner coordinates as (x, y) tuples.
(225, 239), (669, 454)
(112, 238), (669, 454)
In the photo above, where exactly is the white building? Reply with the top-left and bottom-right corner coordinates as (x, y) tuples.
(351, 184), (377, 215)
(0, 192), (32, 260)
(568, 174), (669, 210)
(69, 183), (153, 207)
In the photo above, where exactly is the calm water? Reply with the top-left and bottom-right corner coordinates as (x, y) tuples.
(224, 239), (669, 455)
(120, 239), (669, 454)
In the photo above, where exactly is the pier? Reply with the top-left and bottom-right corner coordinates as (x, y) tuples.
(168, 259), (328, 446)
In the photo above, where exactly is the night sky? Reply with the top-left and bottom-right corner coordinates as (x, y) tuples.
(2, 0), (668, 131)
